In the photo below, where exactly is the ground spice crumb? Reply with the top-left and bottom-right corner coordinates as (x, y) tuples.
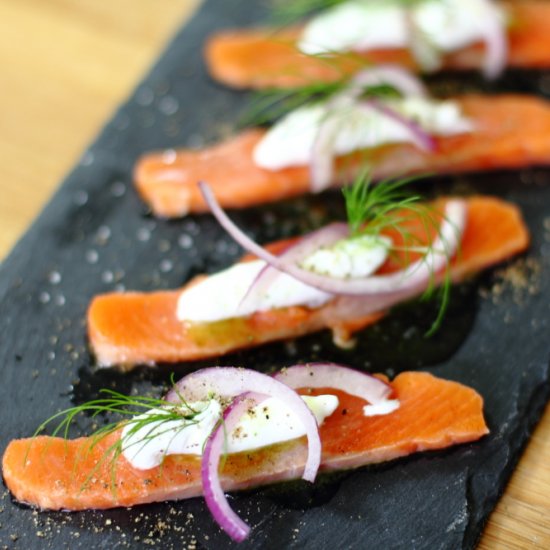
(481, 257), (542, 306)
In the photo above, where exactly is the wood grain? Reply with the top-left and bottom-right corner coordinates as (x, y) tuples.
(0, 0), (199, 257)
(0, 1), (548, 548)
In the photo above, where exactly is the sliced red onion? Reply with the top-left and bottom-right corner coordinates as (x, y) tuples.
(166, 368), (322, 542)
(274, 362), (392, 404)
(359, 98), (436, 153)
(346, 65), (428, 99)
(477, 0), (507, 79)
(202, 392), (264, 542)
(309, 67), (431, 192)
(309, 63), (434, 171)
(238, 222), (349, 311)
(165, 366), (321, 482)
(199, 181), (467, 297)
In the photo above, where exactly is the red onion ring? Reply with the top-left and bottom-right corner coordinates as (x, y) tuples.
(165, 363), (402, 540)
(166, 368), (322, 542)
(238, 222), (349, 311)
(309, 67), (432, 191)
(346, 65), (428, 99)
(202, 391), (264, 542)
(274, 362), (392, 405)
(199, 181), (467, 297)
(358, 99), (436, 152)
(165, 367), (321, 481)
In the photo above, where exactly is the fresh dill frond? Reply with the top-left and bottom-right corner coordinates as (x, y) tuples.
(271, 0), (429, 26)
(271, 0), (347, 25)
(239, 78), (402, 128)
(342, 171), (424, 238)
(342, 171), (458, 334)
(33, 389), (197, 440)
(28, 387), (205, 494)
(239, 81), (344, 128)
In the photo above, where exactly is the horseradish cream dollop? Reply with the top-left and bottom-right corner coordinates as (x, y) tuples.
(177, 234), (390, 323)
(121, 394), (339, 470)
(363, 399), (401, 417)
(253, 96), (472, 171)
(298, 0), (506, 58)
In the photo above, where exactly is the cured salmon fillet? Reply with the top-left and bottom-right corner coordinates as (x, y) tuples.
(135, 95), (550, 218)
(2, 372), (488, 511)
(206, 1), (550, 89)
(87, 196), (529, 368)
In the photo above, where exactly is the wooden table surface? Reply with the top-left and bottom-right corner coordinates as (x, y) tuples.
(0, 1), (548, 547)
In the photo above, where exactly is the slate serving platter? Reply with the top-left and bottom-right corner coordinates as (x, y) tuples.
(1, 0), (550, 548)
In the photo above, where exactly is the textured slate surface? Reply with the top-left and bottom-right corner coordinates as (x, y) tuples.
(1, 0), (550, 548)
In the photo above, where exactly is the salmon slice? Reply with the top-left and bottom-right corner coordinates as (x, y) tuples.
(87, 196), (529, 368)
(2, 371), (488, 511)
(206, 1), (550, 89)
(135, 95), (550, 218)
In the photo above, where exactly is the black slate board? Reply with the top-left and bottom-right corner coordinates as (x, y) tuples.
(1, 0), (550, 548)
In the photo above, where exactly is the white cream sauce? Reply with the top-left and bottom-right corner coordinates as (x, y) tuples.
(363, 399), (401, 417)
(121, 395), (338, 470)
(253, 96), (472, 171)
(121, 393), (402, 470)
(177, 234), (390, 323)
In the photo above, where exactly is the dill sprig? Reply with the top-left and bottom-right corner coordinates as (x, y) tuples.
(32, 389), (198, 440)
(240, 78), (401, 128)
(342, 171), (426, 237)
(271, 0), (428, 26)
(342, 172), (457, 335)
(29, 385), (205, 493)
(271, 0), (347, 25)
(239, 81), (345, 128)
